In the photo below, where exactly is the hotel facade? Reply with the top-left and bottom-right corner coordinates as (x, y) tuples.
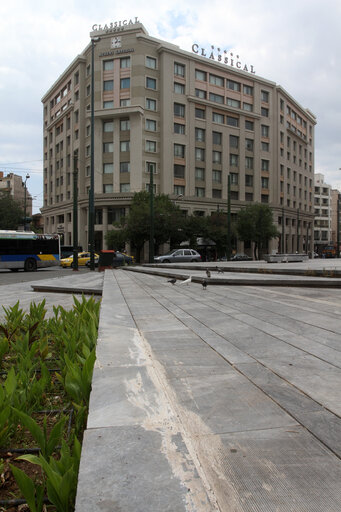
(41, 20), (316, 257)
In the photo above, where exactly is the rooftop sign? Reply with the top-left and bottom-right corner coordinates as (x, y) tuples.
(91, 18), (139, 34)
(192, 44), (256, 74)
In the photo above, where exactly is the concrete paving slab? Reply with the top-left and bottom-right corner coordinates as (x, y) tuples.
(87, 364), (162, 429)
(210, 426), (341, 512)
(169, 371), (298, 435)
(76, 425), (213, 512)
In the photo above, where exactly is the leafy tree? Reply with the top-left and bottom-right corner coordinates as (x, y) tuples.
(207, 212), (237, 258)
(236, 203), (279, 260)
(105, 191), (185, 262)
(0, 191), (24, 229)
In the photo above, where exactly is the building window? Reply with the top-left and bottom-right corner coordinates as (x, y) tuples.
(103, 80), (114, 91)
(243, 85), (253, 95)
(103, 184), (113, 193)
(261, 142), (269, 151)
(195, 69), (207, 81)
(209, 93), (224, 104)
(120, 162), (130, 173)
(103, 121), (113, 132)
(146, 98), (156, 110)
(209, 74), (224, 86)
(146, 162), (157, 174)
(195, 108), (205, 119)
(230, 154), (238, 167)
(245, 174), (253, 187)
(174, 123), (185, 134)
(120, 99), (131, 106)
(146, 119), (157, 131)
(103, 163), (113, 174)
(103, 142), (113, 153)
(195, 89), (206, 99)
(245, 157), (253, 169)
(213, 112), (224, 124)
(146, 140), (156, 152)
(261, 107), (269, 117)
(261, 125), (269, 137)
(245, 193), (253, 201)
(245, 120), (254, 130)
(174, 62), (185, 77)
(245, 138), (254, 151)
(146, 77), (157, 90)
(261, 159), (270, 171)
(146, 56), (157, 69)
(227, 98), (240, 108)
(174, 82), (185, 94)
(261, 90), (269, 102)
(195, 128), (205, 142)
(174, 144), (185, 158)
(261, 194), (269, 203)
(227, 116), (239, 127)
(195, 167), (205, 180)
(229, 135), (239, 148)
(230, 173), (238, 185)
(120, 57), (130, 68)
(195, 148), (205, 161)
(243, 102), (253, 112)
(120, 119), (130, 131)
(120, 183), (130, 192)
(212, 189), (222, 199)
(213, 131), (222, 145)
(145, 183), (156, 194)
(195, 187), (205, 197)
(226, 79), (241, 91)
(103, 101), (114, 109)
(174, 103), (185, 117)
(174, 165), (185, 178)
(174, 185), (185, 195)
(212, 170), (222, 183)
(103, 60), (114, 70)
(120, 78), (130, 89)
(212, 151), (221, 164)
(120, 141), (130, 152)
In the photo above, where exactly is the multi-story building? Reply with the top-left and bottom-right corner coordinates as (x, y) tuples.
(314, 173), (332, 253)
(0, 172), (32, 217)
(41, 20), (316, 257)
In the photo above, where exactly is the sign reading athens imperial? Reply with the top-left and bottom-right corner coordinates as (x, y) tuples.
(92, 18), (139, 34)
(192, 43), (256, 74)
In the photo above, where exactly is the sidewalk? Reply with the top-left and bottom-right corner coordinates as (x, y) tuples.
(75, 268), (341, 511)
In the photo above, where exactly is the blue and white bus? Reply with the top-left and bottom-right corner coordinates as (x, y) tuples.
(0, 230), (60, 271)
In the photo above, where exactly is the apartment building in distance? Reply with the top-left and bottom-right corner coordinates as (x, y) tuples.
(0, 172), (32, 217)
(41, 20), (316, 257)
(313, 173), (332, 253)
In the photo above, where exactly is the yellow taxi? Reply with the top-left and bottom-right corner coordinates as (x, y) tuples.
(60, 251), (99, 268)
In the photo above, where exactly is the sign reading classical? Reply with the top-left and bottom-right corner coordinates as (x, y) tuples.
(92, 18), (139, 34)
(192, 44), (256, 74)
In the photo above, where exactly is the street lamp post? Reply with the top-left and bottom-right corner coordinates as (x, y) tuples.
(337, 193), (340, 258)
(226, 174), (231, 260)
(24, 173), (30, 231)
(73, 151), (79, 271)
(89, 36), (100, 271)
(149, 163), (154, 263)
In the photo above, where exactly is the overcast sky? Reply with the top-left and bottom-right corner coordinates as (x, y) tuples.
(1, 0), (341, 213)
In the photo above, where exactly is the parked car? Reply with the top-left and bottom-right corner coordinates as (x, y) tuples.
(60, 251), (99, 268)
(85, 251), (134, 267)
(231, 253), (253, 261)
(154, 249), (202, 263)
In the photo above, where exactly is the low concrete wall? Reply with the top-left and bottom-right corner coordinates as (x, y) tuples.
(264, 253), (309, 263)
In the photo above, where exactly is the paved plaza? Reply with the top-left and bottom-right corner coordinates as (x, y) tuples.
(2, 262), (341, 510)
